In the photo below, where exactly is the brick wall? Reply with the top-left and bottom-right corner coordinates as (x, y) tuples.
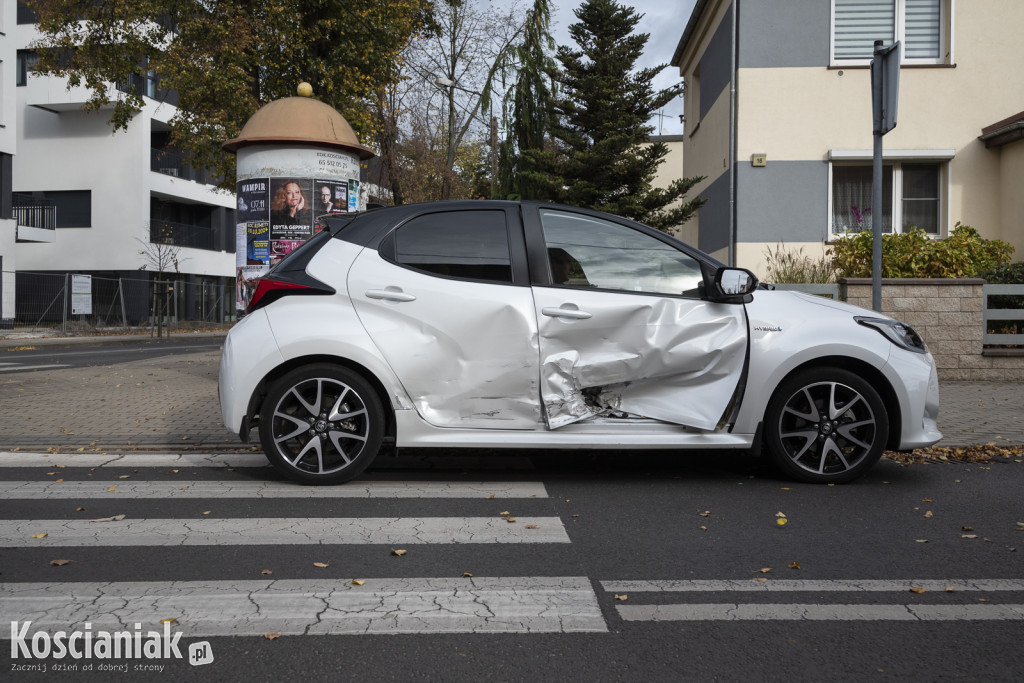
(840, 278), (1024, 381)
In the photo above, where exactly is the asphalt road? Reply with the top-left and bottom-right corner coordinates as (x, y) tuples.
(0, 338), (223, 373)
(2, 451), (1022, 681)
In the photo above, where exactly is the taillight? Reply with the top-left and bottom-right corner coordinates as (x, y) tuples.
(246, 276), (334, 313)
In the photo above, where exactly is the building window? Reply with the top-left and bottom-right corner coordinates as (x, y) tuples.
(23, 191), (92, 228)
(831, 162), (941, 236)
(16, 51), (40, 87)
(832, 0), (947, 64)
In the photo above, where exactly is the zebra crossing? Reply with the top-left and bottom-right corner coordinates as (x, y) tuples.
(2, 451), (1022, 645)
(0, 452), (607, 637)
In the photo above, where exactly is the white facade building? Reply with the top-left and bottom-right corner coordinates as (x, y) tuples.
(3, 2), (236, 328)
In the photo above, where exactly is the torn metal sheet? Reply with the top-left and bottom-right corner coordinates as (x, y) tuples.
(349, 252), (542, 429)
(534, 289), (747, 431)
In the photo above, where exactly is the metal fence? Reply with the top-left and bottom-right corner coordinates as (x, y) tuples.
(1, 271), (237, 334)
(983, 283), (1024, 347)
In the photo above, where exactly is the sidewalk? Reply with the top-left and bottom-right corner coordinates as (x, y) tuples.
(1, 333), (1022, 451)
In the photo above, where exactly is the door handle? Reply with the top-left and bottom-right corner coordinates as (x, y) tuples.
(542, 306), (592, 320)
(365, 288), (417, 303)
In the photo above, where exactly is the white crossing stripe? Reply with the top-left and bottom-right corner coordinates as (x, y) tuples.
(0, 453), (269, 468)
(0, 364), (69, 372)
(2, 516), (569, 546)
(602, 579), (1024, 593)
(616, 603), (1024, 622)
(0, 480), (548, 499)
(0, 577), (607, 635)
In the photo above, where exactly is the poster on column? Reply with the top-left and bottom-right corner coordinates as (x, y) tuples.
(314, 179), (349, 215)
(269, 178), (314, 240)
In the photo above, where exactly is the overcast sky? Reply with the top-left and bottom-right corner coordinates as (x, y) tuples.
(548, 0), (699, 135)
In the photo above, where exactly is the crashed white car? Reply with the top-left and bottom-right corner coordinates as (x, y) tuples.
(219, 201), (941, 485)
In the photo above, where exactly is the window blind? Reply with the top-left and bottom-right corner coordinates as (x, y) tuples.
(834, 0), (896, 60)
(904, 0), (941, 59)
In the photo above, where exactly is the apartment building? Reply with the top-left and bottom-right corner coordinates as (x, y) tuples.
(3, 1), (236, 327)
(672, 0), (1024, 274)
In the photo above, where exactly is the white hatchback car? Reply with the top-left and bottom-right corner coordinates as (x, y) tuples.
(219, 201), (941, 485)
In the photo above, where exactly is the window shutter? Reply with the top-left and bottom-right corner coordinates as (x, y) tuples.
(834, 0), (895, 60)
(904, 0), (941, 59)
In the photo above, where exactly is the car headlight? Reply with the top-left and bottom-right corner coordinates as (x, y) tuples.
(855, 316), (928, 354)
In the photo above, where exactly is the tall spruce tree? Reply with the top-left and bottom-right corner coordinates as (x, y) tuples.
(521, 0), (704, 230)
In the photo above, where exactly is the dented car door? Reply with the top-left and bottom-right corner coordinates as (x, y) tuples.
(349, 208), (542, 429)
(528, 208), (748, 431)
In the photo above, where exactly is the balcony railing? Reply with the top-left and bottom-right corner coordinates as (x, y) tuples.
(150, 219), (218, 251)
(13, 193), (57, 230)
(151, 147), (219, 186)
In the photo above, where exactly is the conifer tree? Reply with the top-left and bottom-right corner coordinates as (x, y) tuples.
(521, 0), (704, 230)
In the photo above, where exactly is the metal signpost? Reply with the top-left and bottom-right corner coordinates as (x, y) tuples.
(870, 40), (901, 312)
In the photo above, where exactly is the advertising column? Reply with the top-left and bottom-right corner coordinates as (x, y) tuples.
(234, 146), (362, 311)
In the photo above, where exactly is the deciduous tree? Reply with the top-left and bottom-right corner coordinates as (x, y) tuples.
(28, 0), (430, 189)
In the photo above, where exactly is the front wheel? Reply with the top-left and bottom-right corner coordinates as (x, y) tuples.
(258, 364), (385, 485)
(764, 368), (889, 484)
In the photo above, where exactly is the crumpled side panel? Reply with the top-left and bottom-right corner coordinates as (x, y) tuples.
(349, 253), (542, 429)
(535, 290), (747, 431)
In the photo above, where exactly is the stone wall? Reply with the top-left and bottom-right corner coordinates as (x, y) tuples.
(839, 278), (1024, 381)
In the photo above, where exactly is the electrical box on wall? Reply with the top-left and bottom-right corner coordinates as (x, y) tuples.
(751, 153), (767, 167)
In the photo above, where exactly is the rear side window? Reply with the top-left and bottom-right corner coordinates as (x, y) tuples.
(389, 210), (513, 283)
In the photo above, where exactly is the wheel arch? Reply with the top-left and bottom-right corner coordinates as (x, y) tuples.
(771, 355), (902, 451)
(244, 355), (396, 442)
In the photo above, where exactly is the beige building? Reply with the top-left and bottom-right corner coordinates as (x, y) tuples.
(671, 0), (1024, 277)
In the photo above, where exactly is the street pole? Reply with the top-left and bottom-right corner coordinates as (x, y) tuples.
(870, 40), (900, 313)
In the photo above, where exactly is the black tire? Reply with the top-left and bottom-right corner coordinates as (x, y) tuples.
(764, 367), (888, 484)
(258, 364), (385, 485)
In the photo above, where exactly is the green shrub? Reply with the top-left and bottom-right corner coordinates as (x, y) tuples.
(761, 243), (837, 284)
(829, 223), (1014, 279)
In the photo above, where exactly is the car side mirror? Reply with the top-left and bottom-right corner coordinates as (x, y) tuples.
(709, 267), (759, 303)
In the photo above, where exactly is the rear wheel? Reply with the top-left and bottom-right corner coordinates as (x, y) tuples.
(764, 368), (888, 484)
(259, 364), (385, 485)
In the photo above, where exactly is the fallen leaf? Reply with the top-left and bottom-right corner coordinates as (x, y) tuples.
(759, 568), (772, 574)
(118, 475), (130, 479)
(776, 518), (788, 526)
(614, 594), (628, 601)
(700, 526), (707, 531)
(31, 533), (48, 539)
(487, 494), (495, 500)
(313, 562), (329, 568)
(962, 534), (978, 539)
(391, 549), (407, 557)
(945, 586), (956, 592)
(915, 539), (929, 543)
(107, 486), (117, 492)
(499, 511), (510, 516)
(352, 579), (365, 585)
(753, 577), (768, 583)
(922, 498), (933, 502)
(261, 570), (273, 575)
(525, 525), (538, 529)
(699, 510), (711, 517)
(978, 598), (990, 603)
(202, 511), (211, 516)
(160, 618), (177, 624)
(461, 573), (473, 578)
(775, 511), (786, 517)
(264, 632), (280, 640)
(924, 511), (933, 518)
(789, 562), (801, 569)
(504, 516), (517, 523)
(962, 526), (974, 531)
(50, 559), (72, 566)
(910, 587), (926, 594)
(91, 514), (125, 523)
(75, 507), (85, 512)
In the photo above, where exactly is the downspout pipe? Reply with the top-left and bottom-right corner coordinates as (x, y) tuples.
(728, 0), (738, 266)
